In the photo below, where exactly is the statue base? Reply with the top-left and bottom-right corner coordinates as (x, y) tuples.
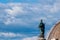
(38, 38), (46, 40)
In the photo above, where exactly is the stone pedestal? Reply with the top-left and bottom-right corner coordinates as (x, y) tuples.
(38, 38), (46, 40)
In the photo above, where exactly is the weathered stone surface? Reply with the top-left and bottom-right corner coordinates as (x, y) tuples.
(47, 22), (60, 40)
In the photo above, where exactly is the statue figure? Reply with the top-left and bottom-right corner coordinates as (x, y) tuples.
(39, 20), (45, 38)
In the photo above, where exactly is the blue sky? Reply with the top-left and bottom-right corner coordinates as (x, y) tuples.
(0, 0), (60, 40)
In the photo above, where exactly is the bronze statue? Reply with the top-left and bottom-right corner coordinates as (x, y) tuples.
(39, 20), (45, 38)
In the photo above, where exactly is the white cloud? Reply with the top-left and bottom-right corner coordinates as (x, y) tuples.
(0, 2), (60, 26)
(5, 6), (26, 16)
(0, 32), (26, 38)
(0, 32), (28, 40)
(22, 36), (38, 40)
(4, 17), (28, 25)
(49, 0), (60, 13)
(0, 33), (38, 40)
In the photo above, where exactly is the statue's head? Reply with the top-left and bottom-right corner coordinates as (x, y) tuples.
(41, 19), (43, 23)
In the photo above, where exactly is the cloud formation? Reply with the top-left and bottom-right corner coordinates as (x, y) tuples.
(22, 36), (38, 40)
(0, 2), (60, 26)
(0, 0), (60, 40)
(0, 32), (27, 40)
